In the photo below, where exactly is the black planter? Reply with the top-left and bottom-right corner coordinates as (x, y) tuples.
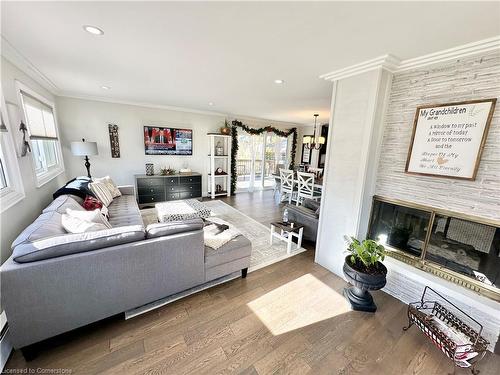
(343, 256), (387, 313)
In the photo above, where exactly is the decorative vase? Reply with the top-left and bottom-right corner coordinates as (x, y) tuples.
(215, 141), (224, 156)
(220, 126), (231, 135)
(145, 163), (154, 176)
(343, 255), (387, 312)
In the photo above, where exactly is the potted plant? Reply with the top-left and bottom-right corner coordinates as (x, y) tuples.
(343, 236), (387, 312)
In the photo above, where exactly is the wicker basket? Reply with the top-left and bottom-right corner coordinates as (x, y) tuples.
(403, 287), (488, 374)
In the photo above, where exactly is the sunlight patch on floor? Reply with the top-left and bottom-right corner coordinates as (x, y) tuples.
(247, 273), (350, 335)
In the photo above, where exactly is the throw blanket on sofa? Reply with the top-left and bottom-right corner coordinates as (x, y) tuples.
(204, 217), (240, 250)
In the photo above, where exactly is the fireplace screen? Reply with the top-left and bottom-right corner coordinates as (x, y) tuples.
(368, 197), (500, 300)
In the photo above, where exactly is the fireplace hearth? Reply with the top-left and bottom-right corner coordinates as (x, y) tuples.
(368, 196), (500, 301)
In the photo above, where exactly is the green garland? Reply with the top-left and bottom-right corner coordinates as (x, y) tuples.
(230, 125), (239, 195)
(230, 120), (297, 195)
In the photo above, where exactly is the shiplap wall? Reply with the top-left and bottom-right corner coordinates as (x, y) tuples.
(376, 51), (500, 220)
(375, 51), (500, 351)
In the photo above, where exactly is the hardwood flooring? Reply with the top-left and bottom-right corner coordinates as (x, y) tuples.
(5, 191), (500, 374)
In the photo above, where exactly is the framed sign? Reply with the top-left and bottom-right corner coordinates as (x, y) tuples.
(405, 98), (496, 180)
(301, 135), (312, 164)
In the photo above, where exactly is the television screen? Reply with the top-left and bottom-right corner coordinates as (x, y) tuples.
(144, 126), (193, 155)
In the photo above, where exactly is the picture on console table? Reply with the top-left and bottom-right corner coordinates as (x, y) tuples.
(405, 98), (496, 180)
(144, 126), (193, 155)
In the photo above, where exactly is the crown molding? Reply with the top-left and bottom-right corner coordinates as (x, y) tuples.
(321, 35), (500, 81)
(58, 91), (229, 117)
(397, 35), (500, 71)
(1, 35), (60, 95)
(320, 54), (400, 82)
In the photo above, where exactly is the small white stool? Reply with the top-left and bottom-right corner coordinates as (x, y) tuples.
(270, 222), (304, 254)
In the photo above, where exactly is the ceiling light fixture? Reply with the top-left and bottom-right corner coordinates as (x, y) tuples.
(83, 25), (104, 35)
(303, 114), (325, 150)
(208, 102), (214, 106)
(274, 79), (284, 84)
(101, 85), (110, 90)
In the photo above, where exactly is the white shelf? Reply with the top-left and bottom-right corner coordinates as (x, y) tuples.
(208, 132), (232, 199)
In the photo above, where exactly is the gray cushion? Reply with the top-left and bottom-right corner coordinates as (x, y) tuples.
(205, 235), (252, 269)
(303, 198), (320, 211)
(12, 211), (66, 249)
(146, 219), (204, 239)
(12, 225), (146, 263)
(42, 195), (84, 214)
(107, 195), (143, 227)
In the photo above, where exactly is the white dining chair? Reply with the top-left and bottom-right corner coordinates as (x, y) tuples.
(279, 169), (296, 204)
(296, 171), (321, 206)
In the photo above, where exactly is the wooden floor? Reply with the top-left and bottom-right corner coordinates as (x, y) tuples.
(5, 191), (500, 374)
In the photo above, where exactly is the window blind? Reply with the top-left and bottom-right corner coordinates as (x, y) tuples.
(20, 92), (58, 140)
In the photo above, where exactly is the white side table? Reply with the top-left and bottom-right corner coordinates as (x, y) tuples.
(270, 222), (304, 254)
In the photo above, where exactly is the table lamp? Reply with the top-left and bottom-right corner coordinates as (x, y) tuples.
(70, 138), (98, 178)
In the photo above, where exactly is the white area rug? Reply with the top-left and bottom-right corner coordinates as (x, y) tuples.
(141, 200), (307, 272)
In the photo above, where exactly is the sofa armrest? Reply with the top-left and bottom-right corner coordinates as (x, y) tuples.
(118, 185), (135, 196)
(146, 218), (204, 239)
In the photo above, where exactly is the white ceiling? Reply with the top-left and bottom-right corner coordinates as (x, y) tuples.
(2, 2), (499, 125)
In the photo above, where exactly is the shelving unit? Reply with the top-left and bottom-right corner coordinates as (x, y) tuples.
(207, 133), (231, 199)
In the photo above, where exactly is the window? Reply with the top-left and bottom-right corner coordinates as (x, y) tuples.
(0, 90), (25, 212)
(17, 82), (64, 187)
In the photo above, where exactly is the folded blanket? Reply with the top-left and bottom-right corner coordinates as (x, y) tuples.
(204, 217), (240, 250)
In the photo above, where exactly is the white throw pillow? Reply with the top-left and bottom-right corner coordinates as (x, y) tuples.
(94, 176), (122, 198)
(62, 214), (109, 234)
(66, 208), (112, 229)
(89, 181), (114, 206)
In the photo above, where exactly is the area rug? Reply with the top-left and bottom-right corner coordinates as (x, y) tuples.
(140, 200), (307, 272)
(127, 201), (307, 318)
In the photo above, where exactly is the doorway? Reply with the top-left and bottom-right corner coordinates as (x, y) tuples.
(236, 132), (289, 192)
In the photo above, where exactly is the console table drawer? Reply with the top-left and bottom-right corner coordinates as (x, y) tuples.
(178, 191), (202, 200)
(177, 184), (201, 193)
(180, 175), (201, 184)
(138, 194), (164, 204)
(137, 178), (164, 188)
(165, 177), (179, 185)
(138, 186), (165, 196)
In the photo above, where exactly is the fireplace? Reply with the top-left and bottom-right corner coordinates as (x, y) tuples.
(367, 196), (500, 302)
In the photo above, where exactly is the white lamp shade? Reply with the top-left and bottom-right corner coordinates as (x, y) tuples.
(71, 141), (98, 156)
(303, 136), (312, 144)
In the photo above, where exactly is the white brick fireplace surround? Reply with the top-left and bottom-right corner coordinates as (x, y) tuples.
(316, 37), (500, 352)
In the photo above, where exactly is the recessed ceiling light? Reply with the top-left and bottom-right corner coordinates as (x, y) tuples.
(208, 102), (214, 106)
(274, 79), (284, 84)
(101, 85), (110, 90)
(83, 25), (104, 35)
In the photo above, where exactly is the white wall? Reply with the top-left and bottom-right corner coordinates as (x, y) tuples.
(55, 98), (303, 196)
(0, 58), (68, 263)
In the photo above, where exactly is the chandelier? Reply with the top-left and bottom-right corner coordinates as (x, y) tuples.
(303, 114), (325, 150)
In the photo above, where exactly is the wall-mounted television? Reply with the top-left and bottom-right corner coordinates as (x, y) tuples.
(144, 126), (193, 155)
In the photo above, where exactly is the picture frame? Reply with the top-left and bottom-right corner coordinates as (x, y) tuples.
(405, 98), (496, 180)
(301, 136), (312, 164)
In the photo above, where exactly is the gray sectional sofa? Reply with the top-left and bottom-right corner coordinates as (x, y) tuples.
(0, 186), (252, 351)
(286, 198), (320, 242)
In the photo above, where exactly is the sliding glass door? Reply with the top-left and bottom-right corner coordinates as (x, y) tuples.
(236, 132), (289, 192)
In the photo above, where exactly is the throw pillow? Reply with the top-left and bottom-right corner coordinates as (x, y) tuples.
(83, 195), (103, 210)
(62, 214), (109, 234)
(66, 208), (112, 229)
(94, 176), (122, 198)
(89, 181), (113, 206)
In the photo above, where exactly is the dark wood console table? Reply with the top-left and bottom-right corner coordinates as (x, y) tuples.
(134, 173), (202, 207)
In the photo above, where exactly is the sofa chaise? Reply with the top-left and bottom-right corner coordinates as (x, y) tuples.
(0, 186), (252, 352)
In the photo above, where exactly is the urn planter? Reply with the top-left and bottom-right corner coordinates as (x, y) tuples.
(343, 255), (387, 313)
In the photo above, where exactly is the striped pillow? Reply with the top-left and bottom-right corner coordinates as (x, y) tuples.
(94, 176), (122, 198)
(89, 181), (113, 206)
